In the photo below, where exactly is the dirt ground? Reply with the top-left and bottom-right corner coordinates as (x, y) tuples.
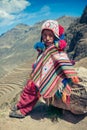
(0, 103), (87, 130)
(0, 62), (87, 130)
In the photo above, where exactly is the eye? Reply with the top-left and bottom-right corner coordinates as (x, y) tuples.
(49, 34), (53, 37)
(43, 34), (46, 37)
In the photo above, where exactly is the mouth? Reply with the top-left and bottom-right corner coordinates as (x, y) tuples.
(45, 42), (51, 45)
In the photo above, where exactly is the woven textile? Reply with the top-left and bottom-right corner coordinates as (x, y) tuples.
(31, 45), (77, 98)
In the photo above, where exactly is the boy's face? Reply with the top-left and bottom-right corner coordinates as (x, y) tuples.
(42, 29), (54, 46)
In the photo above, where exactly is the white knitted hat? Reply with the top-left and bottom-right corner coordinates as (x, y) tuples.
(41, 20), (59, 38)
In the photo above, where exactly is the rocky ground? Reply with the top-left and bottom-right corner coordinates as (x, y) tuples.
(0, 58), (87, 130)
(0, 106), (87, 130)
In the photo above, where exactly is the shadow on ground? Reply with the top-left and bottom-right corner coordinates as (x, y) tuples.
(29, 102), (87, 124)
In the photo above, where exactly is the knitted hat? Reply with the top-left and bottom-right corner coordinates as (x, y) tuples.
(41, 20), (59, 38)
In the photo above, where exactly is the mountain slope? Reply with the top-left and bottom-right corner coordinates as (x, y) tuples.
(0, 16), (76, 78)
(66, 6), (87, 60)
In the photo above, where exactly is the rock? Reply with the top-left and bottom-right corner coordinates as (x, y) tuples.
(44, 67), (87, 114)
(66, 5), (87, 60)
(51, 83), (87, 114)
(80, 6), (87, 24)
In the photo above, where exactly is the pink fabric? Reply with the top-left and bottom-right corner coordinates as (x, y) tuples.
(17, 80), (39, 115)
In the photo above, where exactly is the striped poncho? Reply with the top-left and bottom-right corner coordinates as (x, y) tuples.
(31, 45), (77, 99)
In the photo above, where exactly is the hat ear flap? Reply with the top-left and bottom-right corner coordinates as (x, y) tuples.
(59, 25), (64, 37)
(59, 34), (65, 40)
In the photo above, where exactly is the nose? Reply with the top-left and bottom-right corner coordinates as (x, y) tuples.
(46, 35), (50, 40)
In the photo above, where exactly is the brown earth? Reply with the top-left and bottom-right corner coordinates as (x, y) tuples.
(0, 59), (87, 130)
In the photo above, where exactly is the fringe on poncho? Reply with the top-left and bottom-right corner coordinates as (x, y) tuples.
(31, 45), (77, 99)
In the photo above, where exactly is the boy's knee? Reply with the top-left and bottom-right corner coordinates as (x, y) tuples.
(26, 80), (36, 90)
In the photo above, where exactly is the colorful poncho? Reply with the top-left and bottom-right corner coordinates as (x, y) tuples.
(31, 45), (77, 99)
